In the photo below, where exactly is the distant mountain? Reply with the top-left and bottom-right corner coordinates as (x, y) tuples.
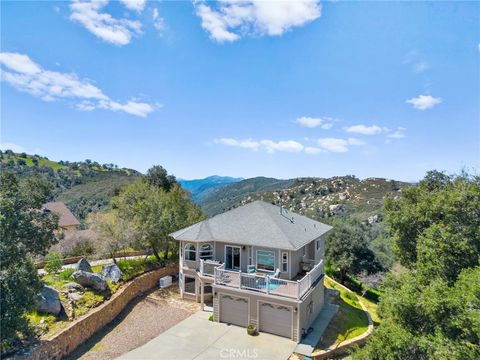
(198, 176), (294, 216)
(179, 175), (243, 202)
(199, 175), (411, 220)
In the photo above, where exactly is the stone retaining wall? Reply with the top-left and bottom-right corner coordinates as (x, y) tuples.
(16, 263), (178, 360)
(311, 276), (375, 360)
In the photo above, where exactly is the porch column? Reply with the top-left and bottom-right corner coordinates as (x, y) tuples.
(200, 280), (205, 311)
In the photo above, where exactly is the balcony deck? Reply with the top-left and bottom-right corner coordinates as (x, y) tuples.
(209, 259), (324, 300)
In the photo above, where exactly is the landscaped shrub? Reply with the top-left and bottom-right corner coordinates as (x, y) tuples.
(116, 256), (162, 281)
(59, 268), (75, 281)
(68, 240), (95, 257)
(45, 252), (63, 274)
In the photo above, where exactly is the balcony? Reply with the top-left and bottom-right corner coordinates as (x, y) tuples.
(213, 259), (324, 300)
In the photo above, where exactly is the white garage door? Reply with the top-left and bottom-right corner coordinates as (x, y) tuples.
(220, 295), (248, 327)
(259, 303), (292, 339)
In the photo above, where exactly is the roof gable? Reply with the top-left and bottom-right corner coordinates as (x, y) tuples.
(170, 201), (332, 250)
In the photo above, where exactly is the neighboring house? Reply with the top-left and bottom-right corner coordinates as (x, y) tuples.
(42, 201), (80, 232)
(170, 200), (332, 342)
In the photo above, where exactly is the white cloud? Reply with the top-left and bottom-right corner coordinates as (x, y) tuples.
(214, 138), (260, 150)
(70, 0), (142, 46)
(403, 50), (429, 73)
(260, 140), (304, 153)
(295, 116), (334, 129)
(344, 124), (383, 135)
(0, 52), (156, 117)
(214, 138), (304, 153)
(120, 0), (146, 13)
(315, 137), (366, 153)
(152, 8), (165, 31)
(386, 127), (406, 139)
(317, 138), (349, 153)
(194, 0), (321, 43)
(406, 95), (442, 110)
(304, 146), (324, 154)
(0, 142), (28, 153)
(215, 135), (370, 154)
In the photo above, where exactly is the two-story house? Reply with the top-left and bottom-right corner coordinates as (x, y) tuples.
(170, 200), (332, 342)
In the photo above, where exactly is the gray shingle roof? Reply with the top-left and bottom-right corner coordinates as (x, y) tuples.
(42, 202), (80, 228)
(170, 201), (332, 250)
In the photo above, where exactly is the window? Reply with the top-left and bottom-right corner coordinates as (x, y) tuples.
(184, 243), (196, 261)
(281, 252), (288, 272)
(316, 240), (321, 251)
(256, 250), (275, 272)
(200, 243), (213, 260)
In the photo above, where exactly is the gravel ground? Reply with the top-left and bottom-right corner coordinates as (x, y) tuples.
(67, 283), (200, 360)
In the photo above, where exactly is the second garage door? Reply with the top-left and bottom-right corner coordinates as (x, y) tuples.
(259, 302), (293, 339)
(219, 295), (248, 327)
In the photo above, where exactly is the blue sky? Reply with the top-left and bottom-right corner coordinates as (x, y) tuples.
(1, 1), (479, 181)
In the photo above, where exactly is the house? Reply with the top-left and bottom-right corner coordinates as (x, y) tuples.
(170, 200), (332, 342)
(42, 201), (80, 232)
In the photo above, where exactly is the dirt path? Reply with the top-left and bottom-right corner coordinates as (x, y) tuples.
(66, 284), (200, 360)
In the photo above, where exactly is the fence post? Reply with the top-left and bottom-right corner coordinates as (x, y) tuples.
(239, 271), (242, 289)
(200, 259), (204, 275)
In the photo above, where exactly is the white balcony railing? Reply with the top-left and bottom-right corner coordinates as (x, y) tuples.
(214, 259), (324, 300)
(200, 259), (223, 277)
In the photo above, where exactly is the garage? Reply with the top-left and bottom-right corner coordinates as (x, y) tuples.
(259, 302), (293, 339)
(219, 295), (248, 327)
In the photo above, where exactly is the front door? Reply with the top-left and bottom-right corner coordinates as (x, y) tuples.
(225, 245), (241, 270)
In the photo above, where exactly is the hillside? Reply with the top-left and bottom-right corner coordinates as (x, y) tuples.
(179, 175), (243, 202)
(198, 176), (294, 216)
(0, 150), (141, 220)
(199, 175), (411, 221)
(234, 176), (411, 221)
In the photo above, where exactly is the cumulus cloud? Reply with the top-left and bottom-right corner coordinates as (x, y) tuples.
(406, 95), (442, 110)
(316, 137), (365, 153)
(344, 124), (384, 135)
(295, 116), (334, 129)
(194, 0), (322, 43)
(260, 140), (304, 153)
(120, 0), (146, 13)
(0, 52), (156, 117)
(214, 138), (304, 153)
(70, 0), (142, 46)
(214, 138), (261, 150)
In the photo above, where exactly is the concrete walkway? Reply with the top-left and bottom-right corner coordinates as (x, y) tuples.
(294, 302), (339, 357)
(118, 311), (297, 360)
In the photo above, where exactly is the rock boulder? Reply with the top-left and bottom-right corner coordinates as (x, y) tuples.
(35, 286), (61, 315)
(71, 270), (107, 291)
(75, 258), (92, 273)
(102, 263), (123, 284)
(61, 282), (84, 292)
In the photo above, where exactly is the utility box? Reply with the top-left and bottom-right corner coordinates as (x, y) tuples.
(159, 275), (172, 289)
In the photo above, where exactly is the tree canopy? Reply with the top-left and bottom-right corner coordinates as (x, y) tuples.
(0, 172), (58, 350)
(354, 171), (480, 359)
(325, 219), (383, 282)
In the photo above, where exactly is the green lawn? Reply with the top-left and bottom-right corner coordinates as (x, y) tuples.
(317, 277), (371, 348)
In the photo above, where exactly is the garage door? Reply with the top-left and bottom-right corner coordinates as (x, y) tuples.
(259, 303), (292, 339)
(220, 295), (248, 327)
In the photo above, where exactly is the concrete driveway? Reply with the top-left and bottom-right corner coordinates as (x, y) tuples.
(118, 311), (297, 360)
